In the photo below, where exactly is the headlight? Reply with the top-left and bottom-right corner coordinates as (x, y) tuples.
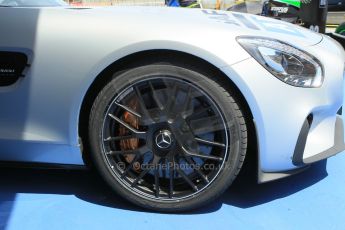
(237, 37), (324, 88)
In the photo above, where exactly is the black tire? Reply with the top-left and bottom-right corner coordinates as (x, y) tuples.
(88, 63), (247, 212)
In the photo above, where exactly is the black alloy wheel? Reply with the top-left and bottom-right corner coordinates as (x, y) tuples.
(89, 63), (247, 212)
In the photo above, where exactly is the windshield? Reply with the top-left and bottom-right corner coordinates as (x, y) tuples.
(0, 0), (67, 6)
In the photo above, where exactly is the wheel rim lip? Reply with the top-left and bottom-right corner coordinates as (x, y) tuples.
(100, 75), (230, 201)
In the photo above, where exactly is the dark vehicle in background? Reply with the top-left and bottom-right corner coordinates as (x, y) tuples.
(261, 0), (300, 23)
(328, 0), (345, 11)
(259, 0), (328, 33)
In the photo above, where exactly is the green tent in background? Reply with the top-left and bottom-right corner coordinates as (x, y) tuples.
(336, 22), (345, 35)
(273, 0), (301, 8)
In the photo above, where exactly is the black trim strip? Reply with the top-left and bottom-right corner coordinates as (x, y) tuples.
(0, 161), (87, 170)
(292, 117), (312, 166)
(258, 166), (309, 183)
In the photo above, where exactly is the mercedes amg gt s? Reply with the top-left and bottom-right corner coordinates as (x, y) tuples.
(1, 0), (345, 212)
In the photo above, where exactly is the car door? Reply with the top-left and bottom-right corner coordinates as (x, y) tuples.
(0, 7), (39, 159)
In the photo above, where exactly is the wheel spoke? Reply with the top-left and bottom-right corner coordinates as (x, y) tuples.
(106, 146), (150, 156)
(195, 137), (226, 148)
(162, 158), (167, 178)
(176, 168), (198, 192)
(164, 80), (179, 119)
(184, 156), (209, 184)
(131, 156), (160, 188)
(168, 156), (174, 198)
(154, 168), (160, 198)
(115, 101), (142, 118)
(149, 81), (164, 110)
(108, 113), (146, 136)
(171, 125), (198, 150)
(103, 134), (136, 142)
(182, 147), (224, 161)
(181, 86), (193, 117)
(134, 86), (155, 125)
(189, 115), (225, 135)
(121, 154), (140, 179)
(131, 168), (151, 188)
(185, 105), (211, 120)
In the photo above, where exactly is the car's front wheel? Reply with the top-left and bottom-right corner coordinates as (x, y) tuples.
(89, 63), (247, 212)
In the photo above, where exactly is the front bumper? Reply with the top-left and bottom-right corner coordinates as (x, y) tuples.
(258, 116), (345, 183)
(220, 35), (345, 181)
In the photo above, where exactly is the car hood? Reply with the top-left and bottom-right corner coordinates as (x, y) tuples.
(77, 6), (323, 47)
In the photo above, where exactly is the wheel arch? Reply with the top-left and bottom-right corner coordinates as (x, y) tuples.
(78, 49), (257, 169)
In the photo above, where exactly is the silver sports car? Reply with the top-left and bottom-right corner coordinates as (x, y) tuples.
(1, 0), (345, 212)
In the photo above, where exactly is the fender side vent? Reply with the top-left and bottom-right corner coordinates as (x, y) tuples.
(0, 51), (28, 86)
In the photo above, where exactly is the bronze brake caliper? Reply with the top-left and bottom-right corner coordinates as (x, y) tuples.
(118, 98), (141, 172)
